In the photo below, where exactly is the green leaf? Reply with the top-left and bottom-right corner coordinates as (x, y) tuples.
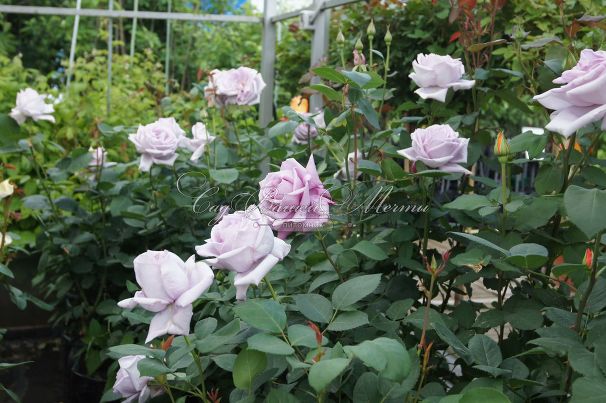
(505, 243), (548, 269)
(327, 310), (369, 331)
(444, 195), (493, 211)
(265, 388), (301, 403)
(234, 299), (287, 333)
(351, 241), (388, 260)
(571, 377), (606, 403)
(308, 84), (342, 102)
(386, 299), (414, 321)
(268, 120), (298, 137)
(247, 333), (294, 356)
(460, 387), (511, 403)
(313, 67), (347, 83)
(535, 165), (563, 195)
(357, 159), (382, 176)
(107, 344), (165, 360)
(341, 70), (372, 87)
(209, 168), (239, 184)
(137, 358), (171, 377)
(449, 232), (509, 256)
(294, 294), (333, 323)
(468, 335), (502, 367)
(308, 358), (350, 392)
(0, 263), (15, 279)
(331, 274), (382, 309)
(345, 337), (411, 382)
(509, 130), (547, 158)
(564, 185), (606, 238)
(0, 113), (22, 147)
(232, 349), (267, 390)
(288, 324), (326, 347)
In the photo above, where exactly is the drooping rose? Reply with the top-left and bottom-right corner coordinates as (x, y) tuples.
(409, 53), (475, 102)
(534, 49), (606, 138)
(112, 355), (162, 403)
(353, 50), (366, 66)
(128, 118), (185, 172)
(179, 122), (216, 162)
(204, 67), (266, 107)
(118, 250), (214, 342)
(334, 151), (363, 180)
(293, 112), (325, 145)
(10, 88), (55, 125)
(0, 179), (14, 199)
(258, 155), (332, 237)
(397, 124), (470, 174)
(195, 207), (291, 300)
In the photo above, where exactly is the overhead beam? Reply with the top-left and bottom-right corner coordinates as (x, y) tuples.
(0, 5), (261, 23)
(271, 0), (364, 23)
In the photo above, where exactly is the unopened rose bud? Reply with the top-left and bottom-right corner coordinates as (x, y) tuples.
(494, 131), (511, 162)
(442, 250), (451, 264)
(336, 29), (345, 44)
(584, 248), (593, 269)
(367, 20), (376, 37)
(355, 37), (364, 51)
(384, 27), (392, 45)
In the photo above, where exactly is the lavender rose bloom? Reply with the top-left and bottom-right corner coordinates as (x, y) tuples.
(113, 355), (162, 403)
(258, 155), (332, 238)
(196, 207), (290, 300)
(118, 250), (214, 342)
(179, 122), (216, 162)
(534, 49), (606, 138)
(10, 88), (55, 125)
(293, 112), (325, 145)
(397, 124), (470, 174)
(204, 67), (266, 107)
(129, 118), (185, 172)
(409, 53), (475, 102)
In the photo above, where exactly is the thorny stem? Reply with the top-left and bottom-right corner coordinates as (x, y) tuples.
(317, 233), (344, 282)
(378, 39), (391, 116)
(264, 277), (279, 301)
(184, 335), (209, 402)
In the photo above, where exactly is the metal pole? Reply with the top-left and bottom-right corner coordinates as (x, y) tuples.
(310, 0), (331, 111)
(165, 0), (172, 95)
(130, 0), (138, 59)
(66, 0), (82, 87)
(259, 0), (277, 127)
(107, 0), (113, 116)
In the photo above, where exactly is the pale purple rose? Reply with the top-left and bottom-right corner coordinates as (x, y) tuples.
(179, 122), (216, 162)
(353, 50), (366, 66)
(113, 355), (162, 403)
(196, 207), (290, 300)
(258, 155), (332, 238)
(293, 112), (325, 145)
(129, 118), (185, 172)
(118, 250), (214, 343)
(409, 53), (475, 102)
(10, 88), (55, 125)
(204, 67), (266, 107)
(533, 49), (606, 138)
(397, 124), (470, 174)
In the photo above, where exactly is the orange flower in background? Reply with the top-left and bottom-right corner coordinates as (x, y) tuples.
(290, 96), (309, 113)
(584, 248), (593, 269)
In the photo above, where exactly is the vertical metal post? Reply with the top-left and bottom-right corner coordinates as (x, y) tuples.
(107, 0), (113, 116)
(165, 0), (172, 94)
(66, 0), (81, 87)
(310, 0), (330, 112)
(130, 0), (139, 59)
(259, 0), (277, 127)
